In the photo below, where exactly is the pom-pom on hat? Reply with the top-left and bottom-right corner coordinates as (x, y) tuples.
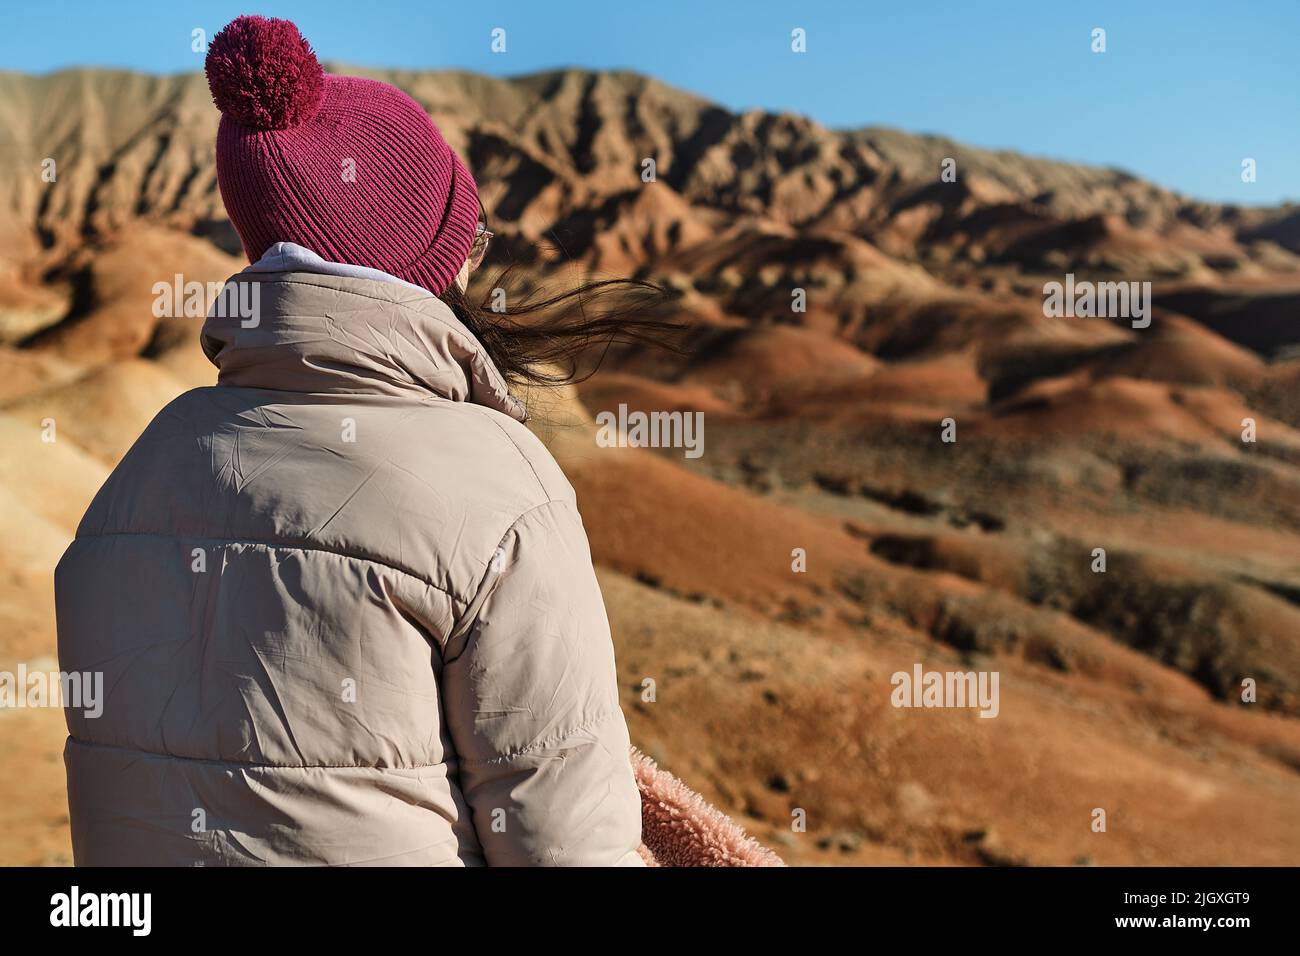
(205, 15), (324, 130)
(205, 15), (479, 297)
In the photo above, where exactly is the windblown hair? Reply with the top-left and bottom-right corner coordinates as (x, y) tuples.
(439, 263), (686, 387)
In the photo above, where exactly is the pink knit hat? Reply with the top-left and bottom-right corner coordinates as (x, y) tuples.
(205, 15), (479, 297)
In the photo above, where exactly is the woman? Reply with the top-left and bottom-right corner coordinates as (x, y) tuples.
(55, 15), (668, 866)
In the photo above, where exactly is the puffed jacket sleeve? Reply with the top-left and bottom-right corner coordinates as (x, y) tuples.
(440, 498), (645, 866)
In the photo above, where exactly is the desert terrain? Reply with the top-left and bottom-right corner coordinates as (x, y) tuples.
(1, 66), (1298, 865)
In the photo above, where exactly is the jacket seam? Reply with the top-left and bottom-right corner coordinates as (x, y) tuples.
(66, 736), (447, 772)
(66, 530), (469, 608)
(459, 707), (621, 769)
(498, 497), (574, 543)
(444, 497), (576, 650)
(463, 404), (552, 500)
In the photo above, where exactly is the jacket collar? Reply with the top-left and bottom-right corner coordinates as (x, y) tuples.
(239, 242), (436, 296)
(200, 247), (526, 422)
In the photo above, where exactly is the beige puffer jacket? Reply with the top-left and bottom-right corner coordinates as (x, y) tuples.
(55, 264), (644, 866)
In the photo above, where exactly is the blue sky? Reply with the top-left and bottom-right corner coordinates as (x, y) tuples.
(4, 0), (1297, 204)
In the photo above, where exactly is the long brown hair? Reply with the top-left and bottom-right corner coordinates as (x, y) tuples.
(438, 256), (686, 387)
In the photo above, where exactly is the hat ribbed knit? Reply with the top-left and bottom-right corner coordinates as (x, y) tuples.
(205, 15), (478, 297)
